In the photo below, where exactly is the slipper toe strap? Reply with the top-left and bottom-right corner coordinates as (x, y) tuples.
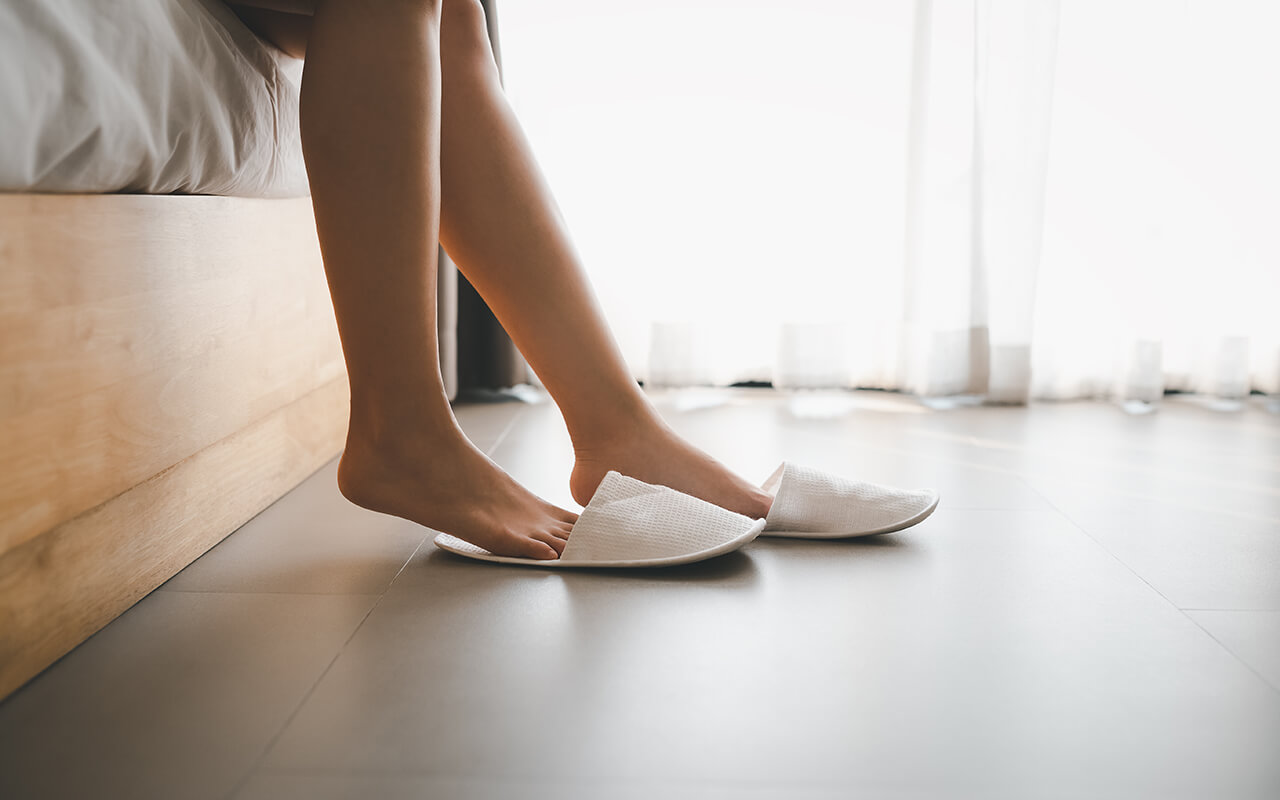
(560, 472), (759, 564)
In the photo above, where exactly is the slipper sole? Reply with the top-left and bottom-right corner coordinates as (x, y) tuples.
(760, 491), (939, 539)
(434, 519), (764, 568)
(431, 471), (766, 567)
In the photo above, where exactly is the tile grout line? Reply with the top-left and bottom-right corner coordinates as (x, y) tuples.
(1030, 485), (1280, 699)
(480, 403), (527, 457)
(1178, 613), (1280, 696)
(222, 535), (430, 800)
(227, 404), (522, 798)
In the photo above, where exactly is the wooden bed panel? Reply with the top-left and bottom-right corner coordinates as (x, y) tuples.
(0, 195), (345, 555)
(0, 376), (349, 700)
(0, 194), (349, 700)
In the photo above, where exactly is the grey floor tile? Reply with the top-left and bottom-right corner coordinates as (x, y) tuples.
(1033, 479), (1280, 610)
(1022, 455), (1280, 527)
(1187, 610), (1280, 691)
(262, 505), (1280, 798)
(0, 591), (378, 800)
(870, 397), (1279, 521)
(7, 390), (1278, 800)
(163, 460), (425, 595)
(454, 399), (528, 454)
(235, 771), (898, 800)
(982, 400), (1280, 523)
(486, 397), (578, 509)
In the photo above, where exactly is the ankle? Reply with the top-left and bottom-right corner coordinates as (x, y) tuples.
(338, 424), (475, 512)
(346, 392), (461, 453)
(568, 399), (668, 456)
(345, 417), (469, 466)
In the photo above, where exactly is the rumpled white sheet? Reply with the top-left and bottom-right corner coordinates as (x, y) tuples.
(0, 0), (307, 197)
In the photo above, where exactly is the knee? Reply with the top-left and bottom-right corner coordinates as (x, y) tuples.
(441, 0), (497, 72)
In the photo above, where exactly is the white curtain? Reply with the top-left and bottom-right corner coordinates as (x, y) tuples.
(499, 0), (1279, 404)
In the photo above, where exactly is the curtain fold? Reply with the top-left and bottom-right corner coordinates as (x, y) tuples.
(902, 0), (1060, 403)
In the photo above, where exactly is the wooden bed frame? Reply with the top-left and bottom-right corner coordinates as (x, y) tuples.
(0, 194), (349, 700)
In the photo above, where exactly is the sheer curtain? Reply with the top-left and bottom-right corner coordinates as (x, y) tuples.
(498, 0), (1279, 404)
(1028, 0), (1280, 401)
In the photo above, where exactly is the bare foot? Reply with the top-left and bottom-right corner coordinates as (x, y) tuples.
(570, 418), (773, 520)
(338, 429), (578, 560)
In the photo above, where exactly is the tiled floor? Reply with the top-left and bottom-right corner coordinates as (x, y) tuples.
(2, 389), (1278, 799)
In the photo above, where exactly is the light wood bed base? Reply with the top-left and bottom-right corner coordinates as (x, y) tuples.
(0, 194), (349, 700)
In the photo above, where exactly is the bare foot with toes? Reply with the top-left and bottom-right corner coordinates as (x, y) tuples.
(338, 430), (578, 560)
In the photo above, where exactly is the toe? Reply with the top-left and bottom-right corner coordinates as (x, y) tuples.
(533, 529), (566, 556)
(521, 536), (559, 560)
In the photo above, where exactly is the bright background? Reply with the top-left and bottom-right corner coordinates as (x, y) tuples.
(499, 0), (1280, 401)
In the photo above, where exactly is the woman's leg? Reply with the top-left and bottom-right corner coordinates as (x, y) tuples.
(231, 0), (769, 526)
(435, 1), (772, 517)
(299, 0), (575, 559)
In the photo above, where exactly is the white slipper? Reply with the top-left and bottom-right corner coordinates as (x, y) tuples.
(761, 462), (939, 538)
(434, 471), (765, 567)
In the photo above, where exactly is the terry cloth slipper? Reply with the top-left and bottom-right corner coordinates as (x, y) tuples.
(761, 462), (939, 538)
(434, 471), (765, 567)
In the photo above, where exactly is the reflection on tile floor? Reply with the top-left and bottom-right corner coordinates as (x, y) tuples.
(1, 390), (1277, 800)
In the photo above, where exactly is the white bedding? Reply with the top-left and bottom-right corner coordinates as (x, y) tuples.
(0, 0), (307, 197)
